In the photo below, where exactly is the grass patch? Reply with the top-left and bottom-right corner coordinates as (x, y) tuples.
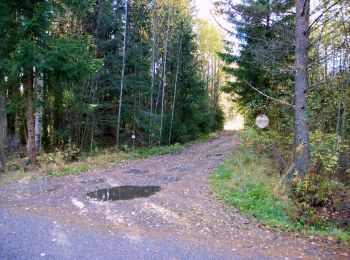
(211, 148), (295, 228)
(132, 143), (183, 159)
(0, 143), (185, 183)
(210, 133), (350, 243)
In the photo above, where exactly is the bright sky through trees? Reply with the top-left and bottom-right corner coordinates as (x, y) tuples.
(194, 0), (244, 130)
(194, 0), (231, 33)
(194, 0), (213, 20)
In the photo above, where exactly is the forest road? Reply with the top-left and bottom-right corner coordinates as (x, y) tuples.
(0, 131), (348, 259)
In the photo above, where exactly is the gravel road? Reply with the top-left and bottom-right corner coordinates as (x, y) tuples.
(0, 131), (348, 259)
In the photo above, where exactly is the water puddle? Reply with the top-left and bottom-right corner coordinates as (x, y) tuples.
(46, 185), (60, 193)
(207, 153), (224, 158)
(80, 178), (105, 185)
(86, 185), (161, 201)
(162, 176), (181, 183)
(168, 167), (189, 173)
(124, 169), (149, 174)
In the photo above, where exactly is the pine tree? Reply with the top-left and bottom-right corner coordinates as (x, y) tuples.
(294, 0), (311, 177)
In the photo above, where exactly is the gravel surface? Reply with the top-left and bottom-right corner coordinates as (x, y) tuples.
(0, 131), (348, 259)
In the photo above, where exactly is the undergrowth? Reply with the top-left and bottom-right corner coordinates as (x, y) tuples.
(211, 129), (350, 243)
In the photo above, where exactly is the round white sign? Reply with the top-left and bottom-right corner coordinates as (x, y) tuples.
(255, 114), (269, 129)
(131, 135), (136, 139)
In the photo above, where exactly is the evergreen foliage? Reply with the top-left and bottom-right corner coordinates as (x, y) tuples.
(0, 0), (224, 164)
(217, 0), (350, 176)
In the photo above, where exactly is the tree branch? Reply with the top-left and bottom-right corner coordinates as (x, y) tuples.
(243, 80), (295, 108)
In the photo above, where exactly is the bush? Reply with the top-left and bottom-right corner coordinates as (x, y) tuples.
(63, 143), (80, 162)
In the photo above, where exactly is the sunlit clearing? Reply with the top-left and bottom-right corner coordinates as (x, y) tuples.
(224, 114), (245, 130)
(220, 92), (245, 130)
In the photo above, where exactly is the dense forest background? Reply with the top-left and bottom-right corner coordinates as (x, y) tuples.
(0, 0), (226, 169)
(217, 0), (349, 177)
(214, 0), (350, 233)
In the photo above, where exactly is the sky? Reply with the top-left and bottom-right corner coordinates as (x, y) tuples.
(194, 0), (214, 20)
(193, 0), (232, 34)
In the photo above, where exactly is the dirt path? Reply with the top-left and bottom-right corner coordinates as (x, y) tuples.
(0, 131), (348, 259)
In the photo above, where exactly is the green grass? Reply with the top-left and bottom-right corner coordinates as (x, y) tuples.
(210, 140), (350, 243)
(132, 143), (183, 159)
(49, 164), (91, 177)
(0, 143), (185, 183)
(211, 148), (295, 228)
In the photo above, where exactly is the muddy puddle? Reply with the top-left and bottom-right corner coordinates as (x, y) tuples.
(86, 185), (161, 201)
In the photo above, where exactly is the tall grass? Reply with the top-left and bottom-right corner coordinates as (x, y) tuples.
(1, 143), (185, 183)
(211, 147), (296, 228)
(211, 130), (350, 242)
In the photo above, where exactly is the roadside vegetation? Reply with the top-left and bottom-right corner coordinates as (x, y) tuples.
(1, 143), (183, 183)
(1, 132), (218, 184)
(211, 129), (350, 243)
(212, 0), (350, 245)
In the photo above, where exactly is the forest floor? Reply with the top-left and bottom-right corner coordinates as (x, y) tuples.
(0, 131), (348, 259)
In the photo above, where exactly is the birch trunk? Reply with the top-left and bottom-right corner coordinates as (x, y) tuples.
(149, 0), (157, 144)
(340, 25), (349, 141)
(35, 73), (44, 153)
(214, 58), (220, 109)
(0, 90), (5, 172)
(294, 0), (311, 177)
(116, 0), (128, 147)
(27, 68), (37, 162)
(159, 2), (171, 145)
(0, 90), (7, 140)
(169, 38), (182, 145)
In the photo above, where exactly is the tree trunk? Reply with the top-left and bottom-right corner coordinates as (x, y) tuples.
(159, 2), (171, 145)
(294, 0), (310, 178)
(0, 90), (7, 140)
(116, 0), (128, 147)
(169, 37), (182, 145)
(341, 28), (349, 141)
(35, 73), (44, 153)
(149, 0), (157, 145)
(0, 90), (6, 172)
(214, 58), (220, 109)
(27, 68), (37, 162)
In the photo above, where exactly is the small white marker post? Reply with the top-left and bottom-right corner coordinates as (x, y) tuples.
(131, 134), (136, 149)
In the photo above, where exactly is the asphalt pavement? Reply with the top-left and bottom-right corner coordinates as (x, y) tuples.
(0, 209), (243, 260)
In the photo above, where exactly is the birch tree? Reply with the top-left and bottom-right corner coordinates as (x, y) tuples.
(0, 90), (6, 141)
(0, 90), (5, 172)
(35, 73), (44, 153)
(159, 2), (171, 145)
(116, 0), (128, 147)
(27, 68), (37, 162)
(169, 37), (182, 144)
(149, 0), (157, 144)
